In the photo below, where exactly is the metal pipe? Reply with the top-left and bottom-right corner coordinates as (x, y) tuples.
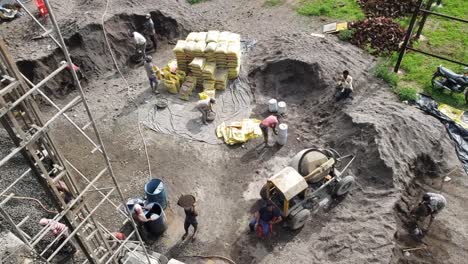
(0, 64), (67, 117)
(0, 96), (81, 168)
(407, 47), (468, 67)
(65, 160), (128, 218)
(394, 0), (425, 72)
(415, 0), (435, 39)
(31, 167), (108, 247)
(19, 72), (103, 153)
(47, 188), (115, 261)
(43, 1), (153, 263)
(420, 8), (468, 23)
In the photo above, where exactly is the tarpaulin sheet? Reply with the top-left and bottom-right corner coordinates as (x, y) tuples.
(416, 95), (468, 175)
(141, 39), (256, 144)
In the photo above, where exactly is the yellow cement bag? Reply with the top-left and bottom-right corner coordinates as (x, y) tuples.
(189, 57), (206, 69)
(186, 32), (198, 42)
(227, 42), (241, 56)
(164, 79), (178, 94)
(204, 89), (216, 99)
(196, 32), (207, 42)
(206, 30), (220, 43)
(199, 91), (209, 100)
(176, 70), (186, 83)
(227, 33), (241, 43)
(173, 40), (187, 53)
(184, 41), (197, 54)
(204, 42), (217, 53)
(215, 42), (228, 54)
(194, 41), (206, 54)
(218, 31), (231, 42)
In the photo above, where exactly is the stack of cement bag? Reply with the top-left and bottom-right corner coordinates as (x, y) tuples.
(227, 42), (241, 80)
(214, 68), (228, 90)
(173, 40), (188, 72)
(202, 62), (216, 81)
(189, 57), (205, 88)
(173, 30), (242, 84)
(179, 76), (197, 101)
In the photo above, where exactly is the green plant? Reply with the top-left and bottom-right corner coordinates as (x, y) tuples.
(364, 43), (377, 55)
(337, 29), (355, 41)
(397, 86), (418, 102)
(187, 0), (206, 4)
(264, 0), (284, 7)
(374, 59), (399, 88)
(297, 0), (365, 20)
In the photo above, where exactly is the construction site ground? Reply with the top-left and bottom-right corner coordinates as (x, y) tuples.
(1, 0), (468, 263)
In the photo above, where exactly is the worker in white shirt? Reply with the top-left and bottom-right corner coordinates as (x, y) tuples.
(130, 31), (147, 57)
(336, 70), (354, 101)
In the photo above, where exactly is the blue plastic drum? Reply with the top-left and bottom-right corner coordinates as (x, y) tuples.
(144, 179), (168, 209)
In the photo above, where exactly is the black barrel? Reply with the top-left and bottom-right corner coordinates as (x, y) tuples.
(143, 203), (168, 236)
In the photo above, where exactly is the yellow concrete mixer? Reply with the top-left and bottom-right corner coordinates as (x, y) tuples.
(260, 148), (355, 230)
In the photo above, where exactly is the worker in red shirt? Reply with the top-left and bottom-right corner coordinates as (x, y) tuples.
(60, 61), (84, 80)
(260, 115), (279, 146)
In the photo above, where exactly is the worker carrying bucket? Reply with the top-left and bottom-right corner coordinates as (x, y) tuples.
(177, 195), (198, 242)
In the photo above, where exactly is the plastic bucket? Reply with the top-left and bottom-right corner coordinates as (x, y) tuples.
(144, 179), (168, 209)
(277, 123), (288, 145)
(143, 203), (168, 236)
(277, 101), (287, 115)
(268, 99), (278, 113)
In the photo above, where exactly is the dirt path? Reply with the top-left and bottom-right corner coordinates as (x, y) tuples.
(1, 1), (468, 264)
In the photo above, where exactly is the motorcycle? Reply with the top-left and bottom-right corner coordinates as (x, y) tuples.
(432, 65), (468, 103)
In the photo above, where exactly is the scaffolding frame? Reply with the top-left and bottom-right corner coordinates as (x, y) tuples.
(0, 0), (152, 263)
(394, 0), (468, 72)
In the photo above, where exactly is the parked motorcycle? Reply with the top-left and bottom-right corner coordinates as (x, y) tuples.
(432, 65), (468, 103)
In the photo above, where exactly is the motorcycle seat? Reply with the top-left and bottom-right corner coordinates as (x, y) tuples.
(439, 66), (464, 80)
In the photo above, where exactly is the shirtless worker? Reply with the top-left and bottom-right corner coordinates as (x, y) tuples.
(196, 97), (216, 125)
(260, 115), (279, 146)
(410, 192), (447, 237)
(182, 203), (198, 241)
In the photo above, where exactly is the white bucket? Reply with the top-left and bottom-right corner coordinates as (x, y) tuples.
(277, 123), (288, 145)
(268, 99), (278, 113)
(277, 101), (287, 115)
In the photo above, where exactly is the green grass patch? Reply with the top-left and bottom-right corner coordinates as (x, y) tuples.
(373, 59), (399, 88)
(264, 0), (284, 7)
(187, 0), (206, 4)
(397, 86), (418, 102)
(337, 28), (355, 41)
(297, 0), (365, 20)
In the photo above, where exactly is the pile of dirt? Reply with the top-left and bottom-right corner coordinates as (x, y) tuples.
(358, 0), (418, 18)
(15, 11), (186, 97)
(349, 17), (406, 55)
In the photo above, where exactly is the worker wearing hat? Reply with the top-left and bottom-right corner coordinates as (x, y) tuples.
(143, 56), (161, 94)
(143, 13), (157, 50)
(410, 192), (446, 237)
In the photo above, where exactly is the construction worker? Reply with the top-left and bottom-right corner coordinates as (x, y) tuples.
(143, 13), (157, 50)
(39, 218), (76, 255)
(336, 70), (354, 101)
(260, 115), (279, 146)
(196, 97), (216, 125)
(143, 56), (161, 94)
(130, 31), (147, 57)
(182, 203), (198, 241)
(249, 200), (282, 238)
(60, 61), (84, 80)
(410, 192), (447, 237)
